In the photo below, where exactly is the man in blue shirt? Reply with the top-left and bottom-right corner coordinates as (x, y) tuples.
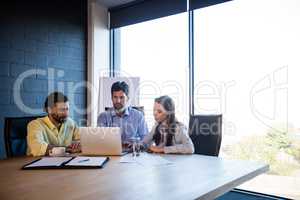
(97, 81), (148, 145)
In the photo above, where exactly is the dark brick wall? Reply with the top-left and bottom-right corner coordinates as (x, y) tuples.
(0, 0), (87, 158)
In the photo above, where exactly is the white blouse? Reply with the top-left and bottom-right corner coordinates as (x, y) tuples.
(143, 122), (194, 154)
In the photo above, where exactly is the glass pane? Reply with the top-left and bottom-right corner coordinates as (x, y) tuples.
(118, 13), (189, 127)
(194, 0), (300, 199)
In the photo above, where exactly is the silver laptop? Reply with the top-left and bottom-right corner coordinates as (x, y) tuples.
(79, 127), (122, 156)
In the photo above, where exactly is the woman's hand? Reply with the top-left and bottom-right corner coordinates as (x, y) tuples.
(149, 146), (164, 153)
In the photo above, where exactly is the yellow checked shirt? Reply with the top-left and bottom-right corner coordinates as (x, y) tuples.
(27, 116), (80, 156)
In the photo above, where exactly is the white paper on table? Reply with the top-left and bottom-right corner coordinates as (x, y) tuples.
(25, 157), (72, 167)
(65, 156), (107, 166)
(119, 153), (173, 167)
(136, 153), (173, 167)
(119, 154), (138, 163)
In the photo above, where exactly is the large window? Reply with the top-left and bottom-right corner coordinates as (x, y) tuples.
(117, 12), (189, 127)
(194, 0), (300, 198)
(112, 0), (300, 198)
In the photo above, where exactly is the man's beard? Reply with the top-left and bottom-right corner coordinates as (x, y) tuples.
(51, 113), (67, 123)
(114, 104), (126, 114)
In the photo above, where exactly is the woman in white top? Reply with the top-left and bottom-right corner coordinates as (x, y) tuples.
(143, 95), (194, 154)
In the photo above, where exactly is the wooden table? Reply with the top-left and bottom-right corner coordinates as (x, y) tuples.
(0, 154), (268, 200)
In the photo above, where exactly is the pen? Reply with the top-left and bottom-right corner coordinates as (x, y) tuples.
(78, 159), (90, 163)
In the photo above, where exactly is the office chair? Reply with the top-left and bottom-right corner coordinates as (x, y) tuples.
(4, 116), (44, 158)
(105, 106), (144, 115)
(189, 114), (222, 156)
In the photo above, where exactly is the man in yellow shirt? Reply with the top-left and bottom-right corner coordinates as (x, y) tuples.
(27, 92), (81, 156)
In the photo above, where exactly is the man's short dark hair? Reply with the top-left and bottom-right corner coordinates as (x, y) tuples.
(111, 81), (129, 96)
(44, 92), (68, 112)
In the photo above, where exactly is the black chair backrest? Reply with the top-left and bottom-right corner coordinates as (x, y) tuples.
(105, 106), (144, 115)
(189, 115), (222, 156)
(4, 116), (44, 158)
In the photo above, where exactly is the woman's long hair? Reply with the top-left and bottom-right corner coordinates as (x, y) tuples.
(153, 95), (177, 146)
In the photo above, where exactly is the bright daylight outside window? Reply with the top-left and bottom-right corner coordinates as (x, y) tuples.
(117, 12), (189, 127)
(194, 0), (300, 198)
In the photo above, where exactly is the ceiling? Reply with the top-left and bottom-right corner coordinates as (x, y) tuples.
(96, 0), (136, 8)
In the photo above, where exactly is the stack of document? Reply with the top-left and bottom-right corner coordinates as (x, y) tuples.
(65, 156), (108, 167)
(24, 157), (71, 167)
(22, 156), (109, 169)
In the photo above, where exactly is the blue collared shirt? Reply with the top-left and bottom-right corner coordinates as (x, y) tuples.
(97, 107), (148, 143)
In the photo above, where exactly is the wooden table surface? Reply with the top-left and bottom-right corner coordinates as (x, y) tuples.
(0, 154), (268, 200)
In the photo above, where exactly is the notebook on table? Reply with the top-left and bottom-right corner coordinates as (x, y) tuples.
(22, 156), (109, 170)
